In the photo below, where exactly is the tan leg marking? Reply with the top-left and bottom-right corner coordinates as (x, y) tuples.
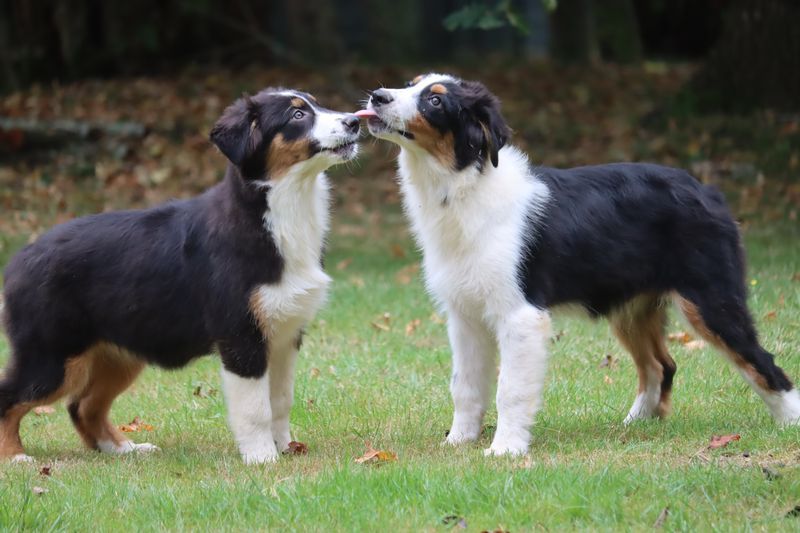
(1, 356), (93, 459)
(677, 297), (769, 391)
(68, 343), (144, 451)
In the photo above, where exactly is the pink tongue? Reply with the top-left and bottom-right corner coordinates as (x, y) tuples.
(354, 109), (378, 118)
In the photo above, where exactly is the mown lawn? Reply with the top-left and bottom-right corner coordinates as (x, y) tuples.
(1, 189), (798, 531)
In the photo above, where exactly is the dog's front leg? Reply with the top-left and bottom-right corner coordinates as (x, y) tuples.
(219, 332), (277, 464)
(445, 309), (495, 445)
(269, 327), (302, 453)
(486, 305), (551, 457)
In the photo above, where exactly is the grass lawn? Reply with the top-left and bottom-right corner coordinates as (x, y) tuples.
(1, 191), (799, 531)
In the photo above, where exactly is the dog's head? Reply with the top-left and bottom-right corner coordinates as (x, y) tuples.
(361, 74), (510, 171)
(211, 89), (360, 180)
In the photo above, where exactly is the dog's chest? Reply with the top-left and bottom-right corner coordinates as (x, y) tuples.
(250, 175), (331, 337)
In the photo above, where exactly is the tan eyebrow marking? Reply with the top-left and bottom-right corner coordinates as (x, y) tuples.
(307, 94), (318, 102)
(430, 83), (448, 95)
(291, 97), (306, 108)
(412, 75), (423, 84)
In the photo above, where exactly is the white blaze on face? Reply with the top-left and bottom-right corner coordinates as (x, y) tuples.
(368, 73), (456, 131)
(282, 91), (356, 151)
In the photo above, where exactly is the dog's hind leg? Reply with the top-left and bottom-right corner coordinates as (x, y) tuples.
(67, 344), (154, 454)
(677, 288), (800, 424)
(611, 295), (677, 424)
(1, 353), (92, 461)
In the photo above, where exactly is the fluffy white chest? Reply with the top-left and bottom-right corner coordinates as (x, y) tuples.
(250, 173), (331, 341)
(398, 146), (549, 323)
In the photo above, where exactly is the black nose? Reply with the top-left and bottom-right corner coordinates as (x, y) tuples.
(342, 114), (360, 134)
(371, 89), (394, 106)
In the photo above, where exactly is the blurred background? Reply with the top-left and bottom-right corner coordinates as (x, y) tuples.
(0, 0), (798, 250)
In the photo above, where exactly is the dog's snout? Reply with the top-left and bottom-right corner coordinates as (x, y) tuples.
(371, 89), (393, 106)
(342, 114), (360, 134)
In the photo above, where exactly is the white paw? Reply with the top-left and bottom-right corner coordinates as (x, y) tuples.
(241, 450), (279, 465)
(274, 433), (293, 453)
(444, 428), (480, 446)
(483, 435), (529, 457)
(623, 393), (660, 425)
(11, 453), (34, 463)
(132, 442), (160, 453)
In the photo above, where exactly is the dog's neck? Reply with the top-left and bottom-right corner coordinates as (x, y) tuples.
(262, 166), (331, 273)
(396, 144), (549, 253)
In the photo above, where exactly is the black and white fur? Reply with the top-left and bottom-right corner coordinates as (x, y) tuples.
(0, 88), (360, 464)
(364, 73), (800, 457)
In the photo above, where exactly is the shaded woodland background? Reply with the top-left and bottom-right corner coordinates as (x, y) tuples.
(0, 0), (799, 244)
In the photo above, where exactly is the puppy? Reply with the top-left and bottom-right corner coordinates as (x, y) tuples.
(359, 74), (800, 456)
(0, 89), (360, 463)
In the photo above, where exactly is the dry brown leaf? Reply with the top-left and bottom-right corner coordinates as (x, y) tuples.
(708, 434), (740, 449)
(33, 405), (55, 415)
(405, 319), (422, 336)
(39, 466), (52, 476)
(371, 312), (392, 332)
(654, 507), (669, 528)
(684, 340), (707, 351)
(336, 257), (352, 271)
(283, 441), (308, 455)
(791, 273), (800, 282)
(355, 442), (397, 464)
(764, 310), (777, 320)
(119, 416), (154, 433)
(604, 375), (614, 384)
(429, 312), (445, 325)
(390, 243), (406, 258)
(668, 331), (693, 344)
(599, 354), (616, 368)
(395, 263), (420, 285)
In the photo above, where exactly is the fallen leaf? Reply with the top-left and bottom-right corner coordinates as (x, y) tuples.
(336, 257), (352, 271)
(654, 507), (669, 528)
(283, 441), (308, 455)
(193, 384), (217, 398)
(349, 276), (365, 288)
(684, 340), (707, 351)
(792, 273), (800, 282)
(599, 354), (616, 368)
(33, 406), (55, 415)
(32, 486), (47, 495)
(395, 263), (420, 285)
(355, 442), (397, 464)
(371, 312), (392, 332)
(390, 243), (406, 258)
(405, 319), (421, 336)
(668, 331), (693, 344)
(370, 321), (390, 332)
(604, 375), (614, 384)
(119, 416), (154, 433)
(442, 515), (468, 529)
(764, 310), (777, 320)
(708, 434), (740, 449)
(310, 367), (321, 378)
(429, 312), (445, 325)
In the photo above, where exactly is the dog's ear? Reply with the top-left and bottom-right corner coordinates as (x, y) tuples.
(209, 94), (265, 177)
(458, 80), (510, 169)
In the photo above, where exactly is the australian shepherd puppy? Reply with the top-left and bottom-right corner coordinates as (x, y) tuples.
(359, 74), (800, 457)
(0, 89), (360, 464)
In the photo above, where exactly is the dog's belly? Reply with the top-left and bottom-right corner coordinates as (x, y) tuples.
(250, 268), (331, 343)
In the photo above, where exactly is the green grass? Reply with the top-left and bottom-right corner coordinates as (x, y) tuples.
(1, 204), (800, 531)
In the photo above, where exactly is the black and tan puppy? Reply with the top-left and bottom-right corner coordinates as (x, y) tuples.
(0, 89), (360, 464)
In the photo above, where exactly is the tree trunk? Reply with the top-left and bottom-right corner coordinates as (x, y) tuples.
(691, 0), (800, 112)
(550, 0), (599, 64)
(596, 0), (642, 64)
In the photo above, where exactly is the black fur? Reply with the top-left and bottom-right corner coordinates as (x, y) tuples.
(416, 80), (510, 171)
(0, 88), (329, 417)
(518, 162), (792, 391)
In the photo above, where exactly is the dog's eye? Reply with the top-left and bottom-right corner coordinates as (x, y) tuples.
(429, 95), (441, 107)
(292, 109), (305, 120)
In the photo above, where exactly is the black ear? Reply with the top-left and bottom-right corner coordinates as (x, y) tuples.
(458, 80), (510, 169)
(209, 95), (264, 176)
